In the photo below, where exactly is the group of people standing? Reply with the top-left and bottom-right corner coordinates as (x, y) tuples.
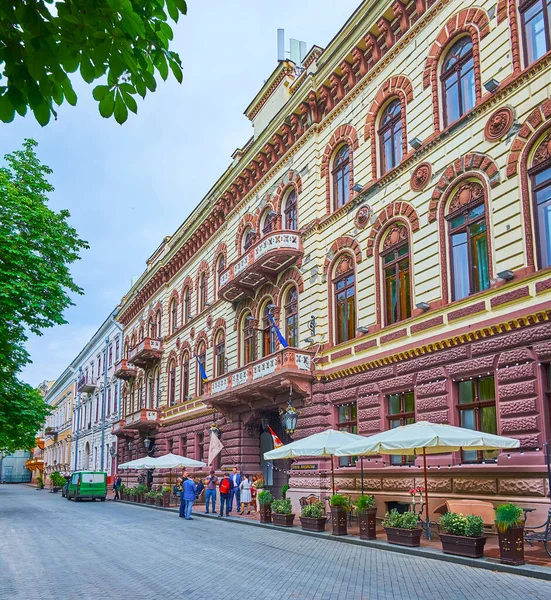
(174, 467), (264, 519)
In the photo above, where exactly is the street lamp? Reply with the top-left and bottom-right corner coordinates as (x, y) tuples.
(127, 439), (134, 459)
(109, 445), (116, 458)
(279, 386), (298, 435)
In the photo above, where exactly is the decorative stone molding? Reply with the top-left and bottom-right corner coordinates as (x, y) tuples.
(323, 236), (362, 276)
(484, 106), (515, 141)
(410, 162), (432, 191)
(354, 205), (372, 229)
(366, 202), (420, 258)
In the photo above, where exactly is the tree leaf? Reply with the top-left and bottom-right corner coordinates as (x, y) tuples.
(99, 90), (115, 118)
(0, 94), (16, 123)
(114, 90), (128, 124)
(121, 89), (137, 114)
(92, 85), (110, 101)
(32, 101), (51, 126)
(169, 59), (183, 84)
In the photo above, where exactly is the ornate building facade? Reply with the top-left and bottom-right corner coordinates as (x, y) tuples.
(71, 311), (123, 482)
(116, 0), (551, 521)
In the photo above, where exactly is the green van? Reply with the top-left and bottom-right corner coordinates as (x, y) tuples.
(66, 471), (107, 502)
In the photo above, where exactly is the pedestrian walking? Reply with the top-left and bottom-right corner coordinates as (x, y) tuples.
(177, 478), (186, 518)
(113, 474), (122, 501)
(218, 473), (231, 517)
(252, 473), (264, 513)
(229, 467), (242, 513)
(205, 470), (218, 514)
(239, 474), (252, 514)
(195, 477), (204, 501)
(183, 475), (197, 520)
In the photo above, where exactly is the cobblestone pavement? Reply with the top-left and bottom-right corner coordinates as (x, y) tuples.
(1, 486), (550, 600)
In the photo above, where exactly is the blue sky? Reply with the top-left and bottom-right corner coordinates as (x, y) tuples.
(4, 1), (360, 386)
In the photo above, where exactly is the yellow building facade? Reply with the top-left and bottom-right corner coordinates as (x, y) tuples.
(43, 368), (74, 483)
(115, 0), (551, 521)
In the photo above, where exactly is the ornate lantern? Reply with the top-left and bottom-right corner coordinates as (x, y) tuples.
(279, 386), (298, 435)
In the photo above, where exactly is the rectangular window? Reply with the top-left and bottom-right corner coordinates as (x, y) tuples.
(457, 376), (498, 463)
(387, 392), (416, 465)
(107, 388), (111, 416)
(115, 339), (120, 361)
(337, 403), (358, 467)
(532, 165), (551, 268)
(244, 324), (256, 365)
(520, 0), (551, 65)
(168, 438), (174, 453)
(113, 386), (118, 414)
(108, 346), (113, 367)
(334, 272), (355, 344)
(180, 436), (187, 456)
(197, 433), (204, 462)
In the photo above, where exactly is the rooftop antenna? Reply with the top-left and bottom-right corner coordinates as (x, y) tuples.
(277, 29), (307, 70)
(277, 29), (285, 62)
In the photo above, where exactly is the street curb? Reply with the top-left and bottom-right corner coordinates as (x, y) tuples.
(116, 501), (551, 582)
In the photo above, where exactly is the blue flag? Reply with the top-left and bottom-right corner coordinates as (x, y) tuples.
(267, 311), (289, 348)
(194, 353), (208, 381)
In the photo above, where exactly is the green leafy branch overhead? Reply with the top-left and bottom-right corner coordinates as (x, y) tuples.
(0, 0), (186, 126)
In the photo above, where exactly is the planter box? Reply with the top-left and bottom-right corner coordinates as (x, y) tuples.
(259, 505), (272, 524)
(358, 508), (377, 540)
(155, 497), (163, 507)
(162, 492), (171, 507)
(272, 513), (295, 527)
(440, 533), (487, 558)
(497, 526), (525, 565)
(384, 527), (422, 547)
(331, 506), (348, 536)
(300, 516), (327, 532)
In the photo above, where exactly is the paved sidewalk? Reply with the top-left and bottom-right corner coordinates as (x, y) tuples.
(1, 485), (550, 600)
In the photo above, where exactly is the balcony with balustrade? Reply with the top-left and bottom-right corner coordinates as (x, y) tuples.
(77, 375), (96, 394)
(203, 347), (314, 412)
(218, 230), (303, 302)
(114, 359), (138, 381)
(127, 338), (163, 368)
(112, 408), (160, 436)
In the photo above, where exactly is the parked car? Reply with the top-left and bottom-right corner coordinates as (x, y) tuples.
(66, 471), (107, 502)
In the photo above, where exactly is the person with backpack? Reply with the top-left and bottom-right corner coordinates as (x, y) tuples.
(218, 473), (231, 517)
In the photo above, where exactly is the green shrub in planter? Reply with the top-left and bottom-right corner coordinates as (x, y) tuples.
(355, 495), (375, 511)
(330, 494), (350, 510)
(136, 484), (147, 496)
(50, 471), (66, 488)
(281, 484), (289, 499)
(382, 509), (419, 529)
(272, 498), (293, 515)
(495, 503), (523, 533)
(258, 490), (273, 505)
(301, 501), (325, 518)
(161, 486), (172, 493)
(36, 476), (45, 489)
(440, 512), (484, 537)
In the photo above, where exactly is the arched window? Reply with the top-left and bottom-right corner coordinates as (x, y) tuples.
(243, 227), (256, 251)
(441, 37), (475, 127)
(261, 208), (276, 235)
(170, 298), (178, 333)
(447, 181), (490, 300)
(181, 353), (190, 400)
(196, 343), (206, 397)
(155, 310), (162, 338)
(333, 256), (356, 344)
(529, 135), (551, 268)
(148, 317), (156, 338)
(378, 99), (402, 175)
(283, 189), (298, 230)
(381, 225), (411, 325)
(137, 379), (144, 409)
(520, 0), (551, 66)
(155, 368), (160, 408)
(147, 372), (154, 409)
(284, 287), (299, 347)
(260, 301), (277, 357)
(130, 334), (136, 350)
(168, 360), (176, 406)
(242, 311), (256, 365)
(199, 274), (208, 312)
(216, 254), (225, 295)
(183, 287), (191, 324)
(332, 145), (351, 210)
(138, 326), (144, 341)
(123, 341), (129, 359)
(215, 331), (226, 377)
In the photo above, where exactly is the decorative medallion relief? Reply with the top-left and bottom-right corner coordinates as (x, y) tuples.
(334, 255), (353, 277)
(484, 107), (514, 142)
(382, 224), (408, 251)
(410, 162), (432, 191)
(532, 130), (551, 168)
(354, 205), (372, 229)
(448, 182), (484, 214)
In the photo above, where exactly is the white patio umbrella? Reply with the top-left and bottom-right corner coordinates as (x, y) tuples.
(118, 456), (159, 470)
(263, 428), (367, 494)
(153, 453), (206, 469)
(335, 420), (520, 538)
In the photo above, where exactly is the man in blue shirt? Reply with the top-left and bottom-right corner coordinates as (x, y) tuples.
(229, 467), (242, 513)
(183, 474), (198, 520)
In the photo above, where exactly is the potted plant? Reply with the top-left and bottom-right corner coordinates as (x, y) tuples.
(50, 471), (65, 493)
(144, 490), (155, 505)
(330, 494), (349, 536)
(495, 503), (525, 565)
(119, 484), (126, 500)
(128, 487), (137, 502)
(271, 498), (295, 527)
(136, 484), (147, 503)
(155, 491), (164, 507)
(36, 476), (45, 490)
(258, 489), (273, 523)
(161, 486), (172, 507)
(300, 501), (327, 532)
(382, 509), (422, 547)
(281, 483), (289, 498)
(356, 495), (377, 540)
(439, 512), (486, 558)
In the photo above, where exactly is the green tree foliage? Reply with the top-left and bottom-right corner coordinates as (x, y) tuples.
(0, 0), (186, 125)
(0, 139), (88, 452)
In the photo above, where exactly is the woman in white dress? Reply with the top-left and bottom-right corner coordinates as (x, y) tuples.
(239, 474), (252, 515)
